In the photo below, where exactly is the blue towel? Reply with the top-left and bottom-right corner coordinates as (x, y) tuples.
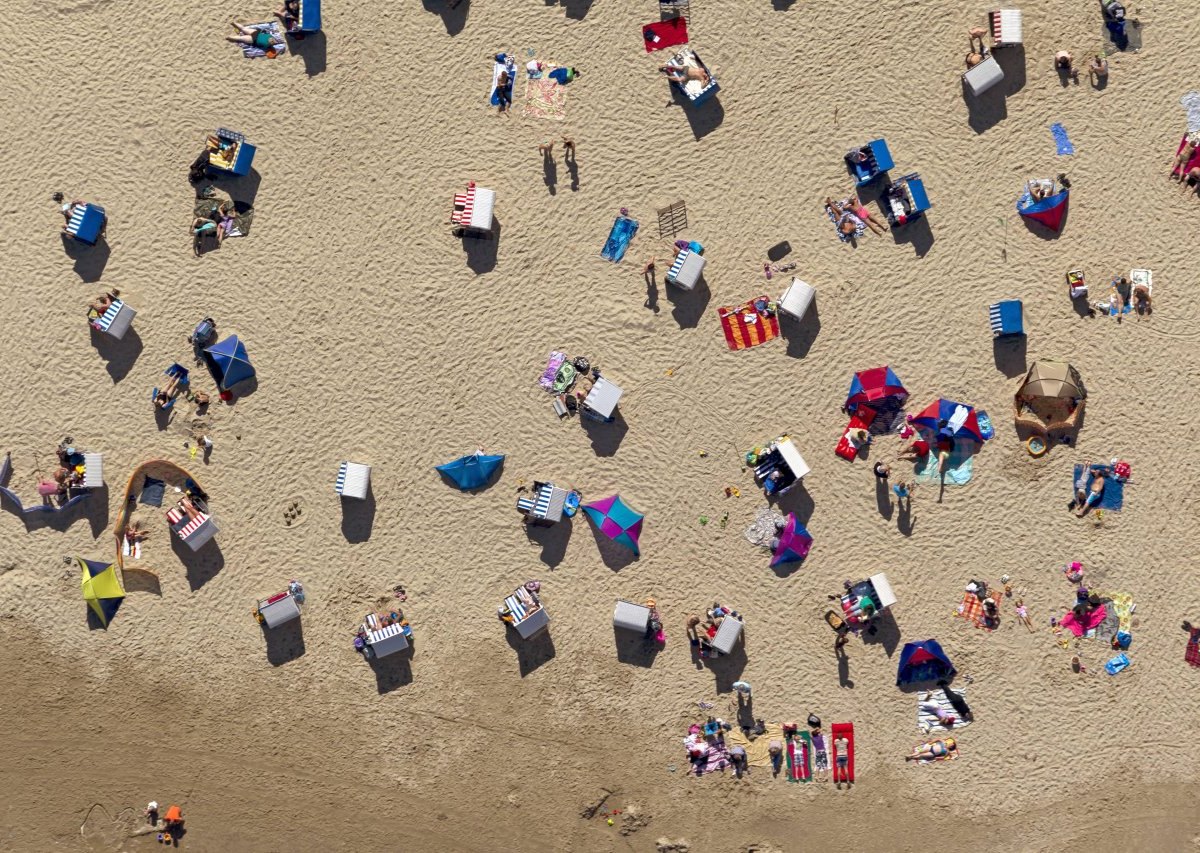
(1050, 123), (1075, 155)
(1073, 464), (1125, 510)
(601, 216), (638, 262)
(140, 477), (166, 507)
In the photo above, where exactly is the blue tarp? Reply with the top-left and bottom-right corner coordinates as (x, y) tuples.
(436, 452), (505, 490)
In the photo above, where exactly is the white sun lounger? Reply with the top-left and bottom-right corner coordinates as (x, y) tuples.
(336, 461), (371, 499)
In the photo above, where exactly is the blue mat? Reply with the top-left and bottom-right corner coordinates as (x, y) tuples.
(1050, 123), (1075, 155)
(601, 215), (638, 262)
(139, 476), (166, 507)
(1073, 464), (1124, 510)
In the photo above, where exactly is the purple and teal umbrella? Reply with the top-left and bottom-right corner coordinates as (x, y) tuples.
(582, 494), (643, 556)
(770, 513), (812, 567)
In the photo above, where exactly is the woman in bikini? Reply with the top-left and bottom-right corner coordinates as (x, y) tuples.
(906, 738), (957, 761)
(846, 192), (889, 235)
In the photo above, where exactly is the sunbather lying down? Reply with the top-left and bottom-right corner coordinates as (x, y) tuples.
(660, 63), (710, 87)
(906, 738), (957, 761)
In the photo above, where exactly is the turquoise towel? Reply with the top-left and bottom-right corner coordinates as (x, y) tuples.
(914, 446), (974, 486)
(1050, 123), (1075, 155)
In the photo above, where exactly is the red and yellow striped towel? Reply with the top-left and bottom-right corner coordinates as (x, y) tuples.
(718, 297), (780, 351)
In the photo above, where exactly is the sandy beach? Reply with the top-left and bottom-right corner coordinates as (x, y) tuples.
(4, 0), (1200, 850)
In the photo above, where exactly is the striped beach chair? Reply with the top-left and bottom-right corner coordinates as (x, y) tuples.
(335, 461), (371, 499)
(91, 299), (136, 340)
(65, 203), (106, 245)
(988, 299), (1023, 336)
(989, 9), (1023, 47)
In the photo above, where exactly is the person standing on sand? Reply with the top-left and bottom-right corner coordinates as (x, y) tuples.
(562, 136), (576, 160)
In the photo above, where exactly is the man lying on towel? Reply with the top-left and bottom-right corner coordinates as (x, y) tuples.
(659, 62), (710, 87)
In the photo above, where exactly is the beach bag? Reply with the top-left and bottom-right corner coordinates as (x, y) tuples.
(190, 318), (216, 347)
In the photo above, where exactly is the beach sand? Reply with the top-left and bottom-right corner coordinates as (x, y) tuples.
(4, 0), (1200, 850)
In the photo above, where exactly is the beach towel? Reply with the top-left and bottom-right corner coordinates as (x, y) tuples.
(724, 723), (784, 768)
(240, 22), (286, 58)
(194, 198), (255, 238)
(601, 215), (638, 262)
(831, 722), (854, 783)
(786, 732), (812, 782)
(918, 689), (972, 733)
(718, 298), (780, 351)
(743, 507), (785, 547)
(1061, 603), (1107, 637)
(1073, 464), (1125, 511)
(1095, 590), (1135, 633)
(914, 446), (974, 485)
(1172, 133), (1200, 176)
(139, 477), (166, 507)
(523, 63), (568, 121)
(642, 16), (689, 52)
(1050, 123), (1075, 155)
(955, 591), (999, 630)
(490, 54), (516, 107)
(826, 202), (865, 242)
(538, 351), (567, 390)
(690, 740), (731, 775)
(1182, 93), (1200, 133)
(836, 409), (876, 461)
(1186, 628), (1200, 668)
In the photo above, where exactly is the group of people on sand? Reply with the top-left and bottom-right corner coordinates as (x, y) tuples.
(963, 27), (1108, 85)
(1172, 132), (1200, 191)
(825, 195), (888, 238)
(686, 604), (740, 658)
(36, 440), (86, 500)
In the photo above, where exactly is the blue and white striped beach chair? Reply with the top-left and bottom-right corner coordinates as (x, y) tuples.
(91, 299), (136, 340)
(65, 203), (106, 245)
(988, 299), (1024, 337)
(335, 461), (371, 499)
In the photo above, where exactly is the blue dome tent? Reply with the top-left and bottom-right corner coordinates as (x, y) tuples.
(896, 639), (956, 686)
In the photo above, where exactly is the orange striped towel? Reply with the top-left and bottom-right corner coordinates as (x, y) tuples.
(955, 591), (999, 630)
(718, 297), (780, 351)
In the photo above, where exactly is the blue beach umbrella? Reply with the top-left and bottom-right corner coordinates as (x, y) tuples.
(436, 451), (505, 490)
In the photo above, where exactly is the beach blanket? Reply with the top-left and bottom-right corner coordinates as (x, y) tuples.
(1172, 133), (1200, 176)
(1182, 93), (1200, 133)
(601, 215), (638, 262)
(914, 446), (974, 485)
(1095, 590), (1135, 633)
(1050, 123), (1075, 155)
(718, 298), (780, 351)
(642, 17), (689, 52)
(538, 351), (567, 390)
(1186, 628), (1200, 668)
(1061, 603), (1107, 637)
(240, 22), (286, 58)
(490, 54), (516, 107)
(826, 201), (865, 242)
(523, 64), (568, 121)
(786, 732), (812, 782)
(918, 689), (972, 733)
(139, 477), (166, 507)
(955, 591), (999, 630)
(690, 739), (731, 775)
(836, 408), (876, 461)
(743, 507), (784, 547)
(1073, 464), (1125, 511)
(724, 722), (784, 768)
(194, 198), (255, 238)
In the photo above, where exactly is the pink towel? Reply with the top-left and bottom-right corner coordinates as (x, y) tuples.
(1061, 603), (1107, 637)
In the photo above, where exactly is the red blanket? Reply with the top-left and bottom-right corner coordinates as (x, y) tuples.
(1173, 134), (1200, 177)
(718, 297), (780, 351)
(836, 408), (877, 461)
(642, 16), (689, 53)
(1187, 629), (1200, 668)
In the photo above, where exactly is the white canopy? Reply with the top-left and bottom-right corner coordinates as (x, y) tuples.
(869, 573), (897, 609)
(777, 438), (811, 481)
(259, 593), (302, 629)
(779, 278), (815, 320)
(712, 617), (743, 655)
(613, 600), (651, 633)
(583, 378), (623, 419)
(367, 623), (410, 658)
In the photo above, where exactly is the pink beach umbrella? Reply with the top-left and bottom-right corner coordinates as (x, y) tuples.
(582, 494), (644, 556)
